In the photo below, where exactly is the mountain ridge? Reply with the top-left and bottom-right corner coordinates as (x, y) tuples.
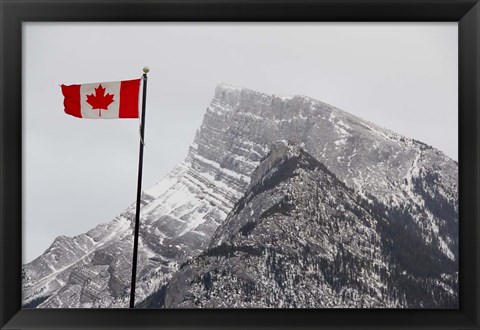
(161, 142), (457, 308)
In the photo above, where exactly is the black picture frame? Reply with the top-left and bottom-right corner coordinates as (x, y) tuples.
(1, 0), (479, 329)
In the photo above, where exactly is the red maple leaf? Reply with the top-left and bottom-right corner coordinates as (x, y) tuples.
(86, 84), (114, 117)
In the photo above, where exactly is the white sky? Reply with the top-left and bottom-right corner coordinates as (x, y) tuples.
(23, 22), (458, 263)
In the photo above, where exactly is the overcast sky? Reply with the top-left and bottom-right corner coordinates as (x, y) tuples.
(23, 22), (458, 263)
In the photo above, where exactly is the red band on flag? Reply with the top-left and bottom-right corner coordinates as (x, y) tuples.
(119, 79), (141, 118)
(61, 84), (82, 118)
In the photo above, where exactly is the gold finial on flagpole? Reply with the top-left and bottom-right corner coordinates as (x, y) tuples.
(143, 67), (150, 74)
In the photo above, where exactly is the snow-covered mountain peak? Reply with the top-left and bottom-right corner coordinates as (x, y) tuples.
(163, 142), (458, 308)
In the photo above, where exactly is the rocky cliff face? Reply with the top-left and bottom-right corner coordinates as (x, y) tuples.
(162, 141), (457, 308)
(22, 84), (458, 308)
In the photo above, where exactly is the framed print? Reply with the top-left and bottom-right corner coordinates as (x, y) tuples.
(1, 0), (479, 329)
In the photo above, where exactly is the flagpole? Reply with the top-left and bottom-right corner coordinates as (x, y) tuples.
(129, 67), (149, 308)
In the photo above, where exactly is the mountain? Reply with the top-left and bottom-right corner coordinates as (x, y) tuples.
(161, 141), (457, 308)
(22, 83), (458, 308)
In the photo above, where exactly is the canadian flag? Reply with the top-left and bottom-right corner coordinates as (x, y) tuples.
(61, 79), (141, 119)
